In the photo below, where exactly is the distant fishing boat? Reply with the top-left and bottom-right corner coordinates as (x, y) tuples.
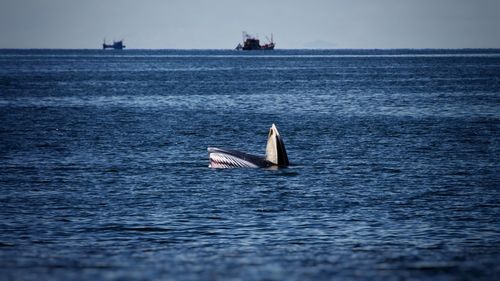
(236, 32), (275, 50)
(102, 40), (125, 50)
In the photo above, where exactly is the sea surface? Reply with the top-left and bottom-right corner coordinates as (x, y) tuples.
(0, 49), (499, 281)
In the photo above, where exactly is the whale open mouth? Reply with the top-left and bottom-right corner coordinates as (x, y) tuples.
(208, 124), (289, 169)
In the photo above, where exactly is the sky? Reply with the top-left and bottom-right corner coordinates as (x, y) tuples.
(0, 0), (499, 49)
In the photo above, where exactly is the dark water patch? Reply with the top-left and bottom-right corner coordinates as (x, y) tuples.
(0, 264), (121, 269)
(268, 170), (300, 177)
(31, 240), (55, 245)
(402, 262), (458, 272)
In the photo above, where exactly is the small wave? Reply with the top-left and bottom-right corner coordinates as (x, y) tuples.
(86, 225), (173, 233)
(121, 226), (172, 232)
(0, 242), (15, 247)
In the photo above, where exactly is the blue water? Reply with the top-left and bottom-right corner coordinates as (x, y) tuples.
(0, 49), (499, 280)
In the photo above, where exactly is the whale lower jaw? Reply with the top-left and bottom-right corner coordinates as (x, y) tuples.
(208, 147), (272, 168)
(209, 152), (259, 168)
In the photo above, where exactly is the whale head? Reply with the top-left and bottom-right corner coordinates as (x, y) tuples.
(208, 123), (289, 168)
(265, 124), (289, 167)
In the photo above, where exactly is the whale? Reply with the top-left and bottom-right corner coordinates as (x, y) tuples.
(208, 124), (289, 168)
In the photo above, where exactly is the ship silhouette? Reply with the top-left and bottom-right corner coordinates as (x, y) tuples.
(236, 32), (274, 50)
(102, 40), (125, 50)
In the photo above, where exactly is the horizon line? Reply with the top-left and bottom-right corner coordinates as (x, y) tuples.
(1, 47), (500, 51)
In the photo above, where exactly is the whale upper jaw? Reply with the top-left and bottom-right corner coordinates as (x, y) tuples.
(208, 124), (289, 169)
(265, 124), (289, 166)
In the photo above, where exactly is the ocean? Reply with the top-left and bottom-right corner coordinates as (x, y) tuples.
(0, 49), (499, 280)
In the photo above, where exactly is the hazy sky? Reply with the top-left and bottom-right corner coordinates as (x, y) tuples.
(0, 0), (499, 49)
